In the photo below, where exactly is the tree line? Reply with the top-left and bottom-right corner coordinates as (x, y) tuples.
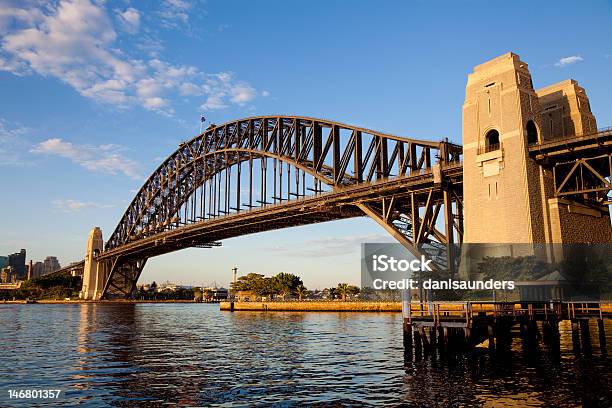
(231, 272), (361, 300)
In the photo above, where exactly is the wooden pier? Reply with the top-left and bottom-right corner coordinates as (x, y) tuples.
(402, 301), (611, 356)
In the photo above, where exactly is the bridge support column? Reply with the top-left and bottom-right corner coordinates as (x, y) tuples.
(100, 257), (147, 299)
(80, 227), (106, 300)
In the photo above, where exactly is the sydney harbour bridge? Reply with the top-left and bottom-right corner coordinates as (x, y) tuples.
(53, 53), (612, 300)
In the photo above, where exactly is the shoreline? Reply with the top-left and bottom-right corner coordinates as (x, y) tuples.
(219, 301), (402, 312)
(0, 299), (214, 304)
(0, 299), (402, 312)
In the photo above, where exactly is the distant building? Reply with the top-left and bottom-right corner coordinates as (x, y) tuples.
(8, 249), (26, 279)
(1, 266), (16, 283)
(0, 256), (8, 269)
(32, 262), (44, 278)
(202, 287), (228, 300)
(43, 256), (61, 275)
(515, 271), (600, 301)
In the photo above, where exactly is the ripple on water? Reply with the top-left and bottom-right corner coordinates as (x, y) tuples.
(0, 303), (610, 407)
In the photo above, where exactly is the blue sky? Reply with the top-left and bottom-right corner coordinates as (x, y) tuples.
(1, 0), (611, 289)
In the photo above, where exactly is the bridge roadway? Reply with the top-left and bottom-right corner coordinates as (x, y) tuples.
(99, 163), (463, 261)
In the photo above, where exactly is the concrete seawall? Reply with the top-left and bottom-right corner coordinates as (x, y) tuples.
(219, 301), (402, 312)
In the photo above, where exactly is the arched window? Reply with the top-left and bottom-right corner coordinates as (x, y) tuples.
(526, 120), (538, 145)
(485, 129), (500, 152)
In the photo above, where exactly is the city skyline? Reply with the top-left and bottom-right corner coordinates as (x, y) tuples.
(1, 0), (612, 289)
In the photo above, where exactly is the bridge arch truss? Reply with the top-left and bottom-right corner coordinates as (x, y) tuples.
(99, 116), (463, 299)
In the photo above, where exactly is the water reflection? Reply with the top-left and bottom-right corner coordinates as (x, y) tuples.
(0, 304), (609, 406)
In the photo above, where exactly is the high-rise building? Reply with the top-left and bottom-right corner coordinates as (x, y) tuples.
(43, 256), (61, 275)
(32, 262), (44, 278)
(8, 249), (26, 280)
(0, 256), (8, 269)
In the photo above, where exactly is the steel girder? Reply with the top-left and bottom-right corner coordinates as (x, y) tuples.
(101, 257), (147, 299)
(530, 127), (612, 205)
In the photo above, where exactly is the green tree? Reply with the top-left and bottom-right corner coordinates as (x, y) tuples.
(295, 284), (308, 300)
(325, 287), (337, 300)
(272, 272), (303, 300)
(336, 283), (350, 300)
(231, 273), (265, 292)
(347, 285), (360, 298)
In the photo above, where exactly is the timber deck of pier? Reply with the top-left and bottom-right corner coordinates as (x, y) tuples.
(405, 301), (612, 327)
(403, 301), (611, 355)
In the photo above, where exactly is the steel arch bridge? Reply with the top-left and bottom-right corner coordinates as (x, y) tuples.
(95, 115), (463, 299)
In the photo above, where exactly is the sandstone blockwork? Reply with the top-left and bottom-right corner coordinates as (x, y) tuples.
(461, 52), (611, 258)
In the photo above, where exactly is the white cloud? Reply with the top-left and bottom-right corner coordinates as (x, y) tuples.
(555, 55), (583, 67)
(0, 0), (259, 115)
(116, 7), (140, 34)
(158, 0), (193, 26)
(32, 138), (141, 179)
(261, 90), (270, 97)
(0, 118), (31, 166)
(52, 199), (114, 212)
(230, 83), (256, 104)
(200, 73), (257, 111)
(0, 2), (46, 35)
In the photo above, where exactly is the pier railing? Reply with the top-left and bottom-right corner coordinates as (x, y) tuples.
(406, 301), (611, 325)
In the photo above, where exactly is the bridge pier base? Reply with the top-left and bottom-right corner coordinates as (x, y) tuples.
(80, 227), (106, 300)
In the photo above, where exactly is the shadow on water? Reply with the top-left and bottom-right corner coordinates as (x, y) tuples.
(0, 304), (610, 407)
(402, 319), (611, 407)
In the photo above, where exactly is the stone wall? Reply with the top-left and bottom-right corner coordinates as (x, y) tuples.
(219, 301), (402, 312)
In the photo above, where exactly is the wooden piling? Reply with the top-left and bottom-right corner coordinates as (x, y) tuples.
(495, 318), (512, 352)
(414, 327), (422, 357)
(437, 326), (445, 354)
(597, 319), (607, 354)
(571, 320), (581, 353)
(542, 321), (551, 345)
(403, 319), (412, 352)
(420, 326), (430, 354)
(429, 326), (437, 356)
(579, 319), (591, 354)
(442, 326), (449, 354)
(487, 324), (495, 351)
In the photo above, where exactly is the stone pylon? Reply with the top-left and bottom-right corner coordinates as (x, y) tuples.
(80, 227), (106, 300)
(459, 52), (611, 278)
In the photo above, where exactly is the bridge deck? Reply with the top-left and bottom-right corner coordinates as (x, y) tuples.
(100, 163), (463, 261)
(529, 127), (612, 161)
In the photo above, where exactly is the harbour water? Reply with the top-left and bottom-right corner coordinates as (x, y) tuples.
(0, 303), (610, 406)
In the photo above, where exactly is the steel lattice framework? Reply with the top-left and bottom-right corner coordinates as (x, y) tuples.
(529, 127), (612, 205)
(98, 115), (463, 299)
